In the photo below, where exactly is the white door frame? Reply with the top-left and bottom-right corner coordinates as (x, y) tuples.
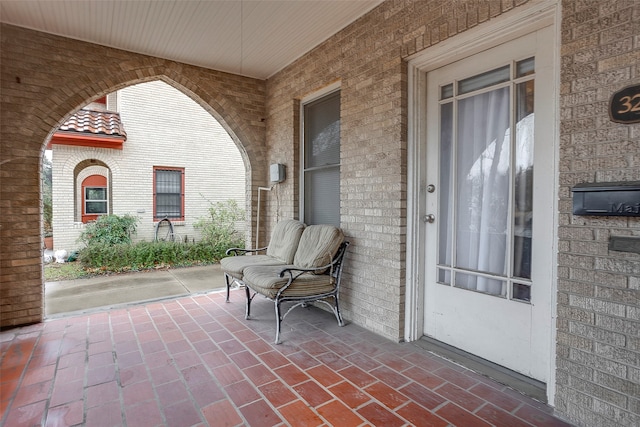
(404, 0), (560, 404)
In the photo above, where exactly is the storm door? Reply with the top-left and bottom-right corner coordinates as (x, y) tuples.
(423, 28), (554, 382)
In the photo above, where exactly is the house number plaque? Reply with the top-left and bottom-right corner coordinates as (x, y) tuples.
(609, 84), (640, 124)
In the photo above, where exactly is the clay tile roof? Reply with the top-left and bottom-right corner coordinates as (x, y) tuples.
(58, 108), (127, 140)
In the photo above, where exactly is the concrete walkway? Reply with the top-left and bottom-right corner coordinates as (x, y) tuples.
(45, 264), (226, 317)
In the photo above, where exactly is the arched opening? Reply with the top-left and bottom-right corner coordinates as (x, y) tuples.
(78, 168), (110, 224)
(43, 78), (252, 315)
(1, 24), (268, 329)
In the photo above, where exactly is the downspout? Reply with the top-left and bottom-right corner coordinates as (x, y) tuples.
(256, 186), (274, 248)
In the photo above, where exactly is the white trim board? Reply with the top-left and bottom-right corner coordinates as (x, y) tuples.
(404, 0), (560, 405)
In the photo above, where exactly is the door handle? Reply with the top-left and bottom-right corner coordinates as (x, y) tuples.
(423, 214), (435, 223)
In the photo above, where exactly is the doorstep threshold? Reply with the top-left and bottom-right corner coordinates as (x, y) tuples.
(414, 336), (547, 403)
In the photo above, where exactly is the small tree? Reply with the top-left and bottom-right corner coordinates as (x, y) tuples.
(194, 199), (244, 250)
(78, 214), (139, 246)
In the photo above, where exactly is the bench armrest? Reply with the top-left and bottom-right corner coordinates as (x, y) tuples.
(278, 263), (333, 278)
(225, 246), (268, 256)
(278, 241), (349, 281)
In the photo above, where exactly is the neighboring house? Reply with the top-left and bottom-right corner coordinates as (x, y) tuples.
(49, 80), (245, 251)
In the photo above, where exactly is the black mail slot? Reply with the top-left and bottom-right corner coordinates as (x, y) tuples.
(572, 181), (640, 216)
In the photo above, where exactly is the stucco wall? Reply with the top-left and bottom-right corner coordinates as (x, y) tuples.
(51, 81), (246, 251)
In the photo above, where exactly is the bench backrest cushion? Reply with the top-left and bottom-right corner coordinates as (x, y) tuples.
(293, 225), (344, 272)
(266, 219), (306, 263)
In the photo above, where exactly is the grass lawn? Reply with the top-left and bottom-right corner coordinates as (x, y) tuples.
(44, 261), (89, 282)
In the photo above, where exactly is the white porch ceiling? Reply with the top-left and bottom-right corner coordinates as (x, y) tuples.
(0, 0), (383, 80)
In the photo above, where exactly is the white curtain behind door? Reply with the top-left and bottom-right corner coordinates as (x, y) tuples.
(454, 87), (510, 294)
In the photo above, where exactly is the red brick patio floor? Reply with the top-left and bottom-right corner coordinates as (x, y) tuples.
(1, 290), (574, 426)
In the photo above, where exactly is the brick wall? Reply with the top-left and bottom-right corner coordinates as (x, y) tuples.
(265, 0), (639, 424)
(0, 24), (267, 327)
(51, 81), (246, 252)
(2, 1), (640, 425)
(50, 162), (109, 250)
(556, 1), (640, 426)
(266, 0), (530, 342)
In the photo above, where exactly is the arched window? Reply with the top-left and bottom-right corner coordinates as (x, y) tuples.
(81, 175), (108, 223)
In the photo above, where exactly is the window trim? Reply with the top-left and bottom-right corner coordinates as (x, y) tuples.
(81, 174), (108, 223)
(299, 83), (341, 226)
(153, 166), (185, 221)
(84, 187), (108, 215)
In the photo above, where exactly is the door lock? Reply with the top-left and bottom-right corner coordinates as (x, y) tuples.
(423, 214), (436, 223)
(427, 184), (436, 193)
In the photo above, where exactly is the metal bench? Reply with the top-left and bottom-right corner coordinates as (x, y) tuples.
(240, 224), (348, 344)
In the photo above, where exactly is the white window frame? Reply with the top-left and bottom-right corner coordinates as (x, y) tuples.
(84, 186), (108, 215)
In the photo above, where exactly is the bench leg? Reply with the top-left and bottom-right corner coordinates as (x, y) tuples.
(334, 295), (345, 327)
(274, 301), (283, 344)
(224, 273), (232, 302)
(245, 285), (254, 320)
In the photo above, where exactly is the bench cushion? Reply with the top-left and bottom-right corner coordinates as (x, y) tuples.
(220, 219), (305, 279)
(243, 265), (336, 299)
(293, 225), (344, 272)
(265, 219), (306, 263)
(220, 255), (287, 279)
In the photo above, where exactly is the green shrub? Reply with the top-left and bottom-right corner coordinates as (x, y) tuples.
(79, 214), (139, 246)
(78, 240), (226, 272)
(76, 201), (244, 274)
(194, 199), (244, 249)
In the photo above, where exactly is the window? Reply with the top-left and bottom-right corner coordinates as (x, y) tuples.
(302, 90), (341, 226)
(154, 167), (184, 220)
(81, 174), (108, 223)
(436, 58), (536, 301)
(85, 188), (107, 214)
